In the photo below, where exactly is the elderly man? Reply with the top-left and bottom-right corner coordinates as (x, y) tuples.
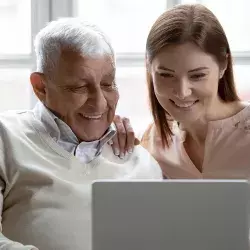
(0, 18), (162, 250)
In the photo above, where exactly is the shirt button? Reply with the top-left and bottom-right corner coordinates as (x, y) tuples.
(243, 120), (250, 132)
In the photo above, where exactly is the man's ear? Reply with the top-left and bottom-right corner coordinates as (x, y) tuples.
(30, 72), (47, 102)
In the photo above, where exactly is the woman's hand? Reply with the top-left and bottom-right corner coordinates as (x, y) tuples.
(109, 115), (140, 158)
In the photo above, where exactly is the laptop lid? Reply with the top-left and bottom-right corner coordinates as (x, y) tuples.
(92, 180), (249, 250)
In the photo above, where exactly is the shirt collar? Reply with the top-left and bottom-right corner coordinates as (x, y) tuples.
(33, 101), (116, 152)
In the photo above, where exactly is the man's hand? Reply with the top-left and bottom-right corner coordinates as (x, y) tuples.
(109, 115), (140, 158)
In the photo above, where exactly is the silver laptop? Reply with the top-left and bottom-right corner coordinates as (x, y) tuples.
(92, 180), (249, 250)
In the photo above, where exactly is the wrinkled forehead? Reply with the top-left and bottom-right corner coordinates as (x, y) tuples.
(56, 49), (115, 79)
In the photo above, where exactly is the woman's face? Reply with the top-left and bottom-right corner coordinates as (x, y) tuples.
(150, 42), (227, 125)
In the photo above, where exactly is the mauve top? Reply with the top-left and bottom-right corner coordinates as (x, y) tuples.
(141, 105), (250, 179)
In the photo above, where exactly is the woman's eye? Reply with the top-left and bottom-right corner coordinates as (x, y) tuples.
(159, 73), (174, 78)
(190, 73), (206, 80)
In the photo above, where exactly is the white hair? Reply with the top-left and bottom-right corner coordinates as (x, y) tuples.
(34, 18), (115, 77)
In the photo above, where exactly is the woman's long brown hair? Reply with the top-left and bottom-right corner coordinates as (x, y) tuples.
(146, 4), (239, 148)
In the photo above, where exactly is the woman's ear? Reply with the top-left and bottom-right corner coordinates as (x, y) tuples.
(145, 54), (151, 73)
(219, 70), (225, 79)
(219, 54), (228, 79)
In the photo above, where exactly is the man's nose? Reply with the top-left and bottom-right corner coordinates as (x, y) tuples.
(88, 87), (107, 112)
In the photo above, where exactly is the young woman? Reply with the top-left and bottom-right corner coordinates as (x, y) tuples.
(114, 4), (250, 179)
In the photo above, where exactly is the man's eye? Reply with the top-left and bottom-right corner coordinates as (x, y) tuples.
(190, 73), (206, 80)
(101, 81), (117, 90)
(159, 73), (174, 78)
(67, 86), (88, 93)
(102, 83), (112, 87)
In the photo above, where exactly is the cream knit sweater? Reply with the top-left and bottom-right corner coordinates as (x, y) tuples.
(0, 110), (162, 250)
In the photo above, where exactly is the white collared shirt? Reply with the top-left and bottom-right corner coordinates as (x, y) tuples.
(34, 102), (116, 163)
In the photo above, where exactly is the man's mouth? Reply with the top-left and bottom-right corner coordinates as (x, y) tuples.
(80, 113), (103, 120)
(170, 99), (199, 108)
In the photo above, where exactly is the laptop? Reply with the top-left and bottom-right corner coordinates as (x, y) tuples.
(92, 180), (249, 250)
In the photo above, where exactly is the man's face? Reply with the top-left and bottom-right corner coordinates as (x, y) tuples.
(42, 51), (119, 142)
